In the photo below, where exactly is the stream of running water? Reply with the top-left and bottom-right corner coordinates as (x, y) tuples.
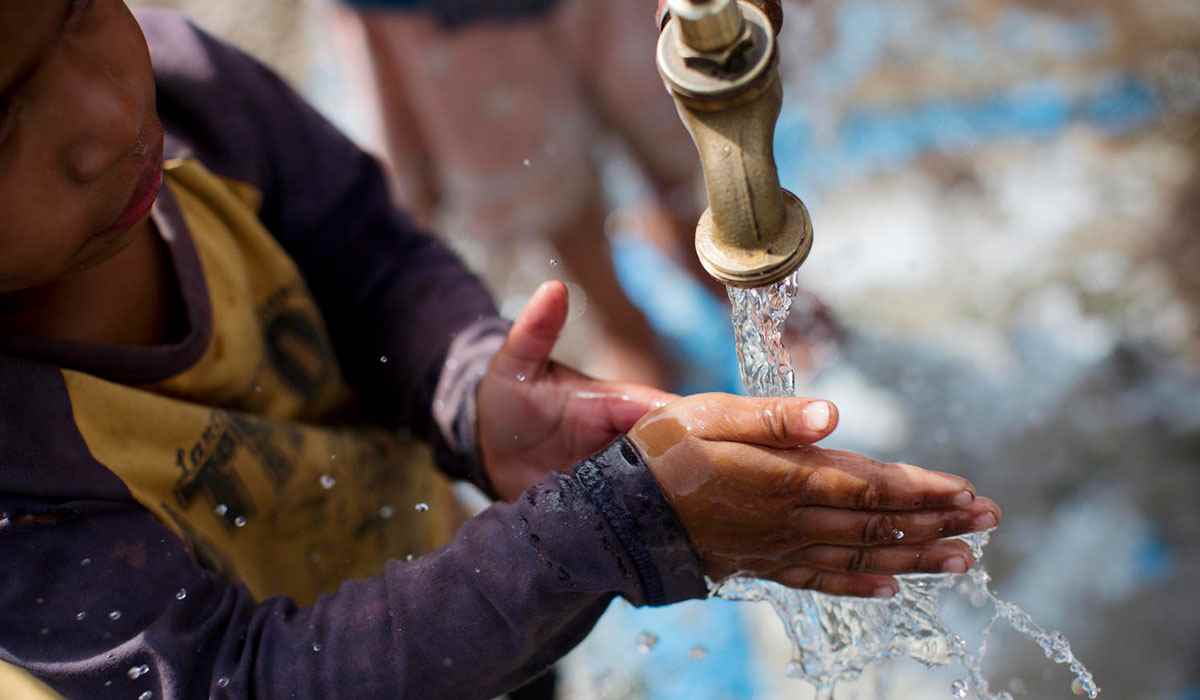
(721, 272), (1100, 699)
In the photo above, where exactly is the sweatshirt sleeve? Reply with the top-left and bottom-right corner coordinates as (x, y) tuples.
(140, 9), (501, 484)
(0, 438), (706, 700)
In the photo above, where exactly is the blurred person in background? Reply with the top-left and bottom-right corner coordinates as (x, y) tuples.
(333, 0), (713, 389)
(333, 0), (840, 386)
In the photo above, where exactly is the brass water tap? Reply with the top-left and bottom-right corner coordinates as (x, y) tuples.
(658, 0), (812, 288)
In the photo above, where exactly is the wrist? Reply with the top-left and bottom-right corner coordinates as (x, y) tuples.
(573, 437), (707, 605)
(432, 317), (510, 494)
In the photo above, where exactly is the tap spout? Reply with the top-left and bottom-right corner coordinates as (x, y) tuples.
(658, 0), (812, 288)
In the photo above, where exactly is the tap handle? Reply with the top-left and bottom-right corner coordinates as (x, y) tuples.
(657, 0), (783, 35)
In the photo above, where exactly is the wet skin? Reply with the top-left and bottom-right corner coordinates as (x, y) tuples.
(630, 394), (1001, 598)
(482, 283), (1002, 599)
(478, 281), (677, 501)
(0, 0), (175, 348)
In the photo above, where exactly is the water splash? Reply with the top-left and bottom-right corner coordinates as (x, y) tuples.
(635, 630), (659, 654)
(723, 271), (1099, 698)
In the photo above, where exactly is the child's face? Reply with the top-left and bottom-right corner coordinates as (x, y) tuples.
(0, 0), (161, 294)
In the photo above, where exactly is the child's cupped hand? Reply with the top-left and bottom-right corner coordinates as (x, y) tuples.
(628, 394), (1001, 597)
(476, 281), (1001, 598)
(477, 281), (678, 501)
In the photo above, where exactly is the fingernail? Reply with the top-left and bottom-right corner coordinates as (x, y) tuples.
(873, 586), (896, 599)
(941, 556), (968, 574)
(802, 401), (831, 432)
(972, 513), (998, 531)
(952, 491), (974, 508)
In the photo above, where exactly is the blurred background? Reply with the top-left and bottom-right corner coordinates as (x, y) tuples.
(128, 0), (1200, 698)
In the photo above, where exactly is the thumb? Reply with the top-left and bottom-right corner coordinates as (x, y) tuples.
(689, 393), (839, 447)
(492, 281), (569, 379)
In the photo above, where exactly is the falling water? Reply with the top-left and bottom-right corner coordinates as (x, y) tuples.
(722, 272), (1099, 699)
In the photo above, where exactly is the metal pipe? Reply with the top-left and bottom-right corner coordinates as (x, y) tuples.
(658, 0), (812, 288)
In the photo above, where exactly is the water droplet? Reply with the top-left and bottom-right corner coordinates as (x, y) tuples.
(0, 514), (9, 530)
(175, 589), (187, 601)
(442, 657), (454, 668)
(405, 554), (414, 561)
(515, 372), (527, 382)
(549, 258), (559, 267)
(379, 355), (389, 364)
(969, 590), (989, 608)
(139, 692), (153, 700)
(253, 384), (263, 393)
(414, 502), (429, 512)
(311, 642), (322, 653)
(473, 568), (481, 574)
(378, 505), (395, 519)
(214, 504), (228, 517)
(234, 516), (247, 528)
(892, 529), (905, 541)
(319, 474), (336, 490)
(127, 664), (150, 680)
(1071, 679), (1085, 696)
(108, 610), (122, 621)
(522, 158), (531, 167)
(216, 677), (229, 688)
(39, 628), (49, 636)
(81, 557), (92, 566)
(688, 644), (708, 661)
(104, 680), (112, 686)
(35, 597), (45, 605)
(635, 630), (658, 654)
(951, 679), (968, 698)
(75, 611), (87, 621)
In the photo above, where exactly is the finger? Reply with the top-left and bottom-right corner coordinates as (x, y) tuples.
(802, 459), (978, 510)
(687, 393), (840, 447)
(715, 444), (977, 510)
(492, 281), (568, 379)
(569, 381), (680, 435)
(793, 540), (975, 575)
(766, 447), (978, 510)
(790, 497), (1001, 547)
(766, 567), (898, 599)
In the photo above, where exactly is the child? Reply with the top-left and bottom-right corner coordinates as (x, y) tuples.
(0, 2), (1000, 698)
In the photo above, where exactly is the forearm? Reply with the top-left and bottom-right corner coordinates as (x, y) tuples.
(1, 439), (704, 699)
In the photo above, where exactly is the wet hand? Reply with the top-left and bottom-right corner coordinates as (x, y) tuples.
(477, 281), (677, 501)
(629, 394), (1001, 598)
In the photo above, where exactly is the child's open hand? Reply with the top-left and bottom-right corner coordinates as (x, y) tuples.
(629, 395), (1000, 597)
(477, 281), (678, 501)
